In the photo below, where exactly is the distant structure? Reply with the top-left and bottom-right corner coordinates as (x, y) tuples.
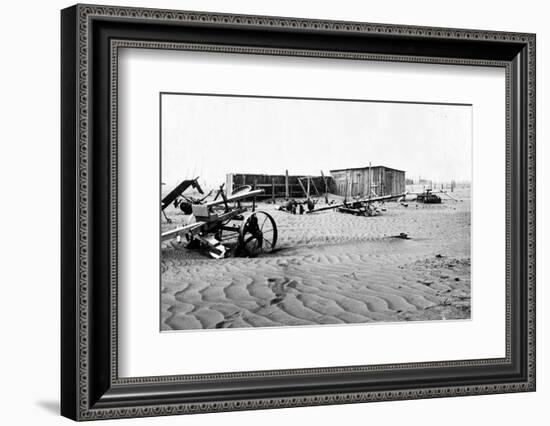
(330, 165), (405, 198)
(226, 172), (335, 200)
(225, 166), (405, 200)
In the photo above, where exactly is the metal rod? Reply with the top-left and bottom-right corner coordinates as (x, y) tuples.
(310, 178), (320, 197)
(307, 192), (406, 214)
(321, 170), (329, 203)
(297, 178), (308, 197)
(252, 179), (257, 212)
(204, 189), (264, 208)
(220, 184), (229, 212)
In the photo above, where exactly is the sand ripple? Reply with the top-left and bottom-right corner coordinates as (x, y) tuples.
(161, 193), (471, 330)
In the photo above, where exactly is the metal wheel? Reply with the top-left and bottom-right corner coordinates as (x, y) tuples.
(179, 201), (192, 214)
(238, 211), (277, 257)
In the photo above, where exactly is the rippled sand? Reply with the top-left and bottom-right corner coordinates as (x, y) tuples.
(161, 189), (471, 330)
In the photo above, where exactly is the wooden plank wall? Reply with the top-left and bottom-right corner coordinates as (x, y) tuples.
(226, 173), (335, 199)
(330, 167), (405, 197)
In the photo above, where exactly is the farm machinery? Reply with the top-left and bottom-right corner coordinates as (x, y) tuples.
(411, 189), (460, 204)
(161, 177), (211, 221)
(415, 189), (442, 204)
(161, 182), (278, 259)
(306, 192), (407, 216)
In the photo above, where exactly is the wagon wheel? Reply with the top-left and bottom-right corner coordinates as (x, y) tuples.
(238, 211), (277, 257)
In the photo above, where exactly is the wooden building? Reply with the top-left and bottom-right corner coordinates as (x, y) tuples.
(330, 166), (405, 198)
(226, 172), (335, 200)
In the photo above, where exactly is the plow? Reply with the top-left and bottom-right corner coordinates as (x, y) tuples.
(161, 182), (278, 259)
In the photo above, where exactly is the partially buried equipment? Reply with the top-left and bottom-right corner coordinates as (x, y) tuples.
(162, 185), (278, 259)
(415, 189), (442, 204)
(161, 177), (208, 220)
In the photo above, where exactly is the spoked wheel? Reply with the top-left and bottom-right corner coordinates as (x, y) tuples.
(238, 211), (277, 257)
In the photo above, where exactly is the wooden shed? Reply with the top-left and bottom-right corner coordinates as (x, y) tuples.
(226, 172), (335, 200)
(330, 166), (406, 198)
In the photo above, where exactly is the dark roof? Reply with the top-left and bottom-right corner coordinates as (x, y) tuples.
(330, 165), (406, 173)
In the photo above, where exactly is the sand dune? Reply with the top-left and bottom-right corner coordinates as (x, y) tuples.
(161, 189), (471, 330)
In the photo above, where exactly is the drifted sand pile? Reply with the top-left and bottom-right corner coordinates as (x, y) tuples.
(161, 190), (471, 330)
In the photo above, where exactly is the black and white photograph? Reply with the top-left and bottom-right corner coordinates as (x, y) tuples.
(160, 93), (472, 331)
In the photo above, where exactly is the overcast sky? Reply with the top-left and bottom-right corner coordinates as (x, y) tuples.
(161, 93), (472, 190)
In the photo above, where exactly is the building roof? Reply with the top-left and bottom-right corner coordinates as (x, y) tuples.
(330, 165), (406, 173)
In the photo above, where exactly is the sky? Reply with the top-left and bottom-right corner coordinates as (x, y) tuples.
(161, 93), (472, 190)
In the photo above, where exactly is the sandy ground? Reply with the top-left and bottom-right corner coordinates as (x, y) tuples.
(161, 188), (471, 330)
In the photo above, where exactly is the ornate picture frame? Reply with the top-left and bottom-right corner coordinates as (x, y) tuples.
(61, 4), (535, 421)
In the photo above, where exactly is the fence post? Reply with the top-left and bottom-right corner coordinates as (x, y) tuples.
(285, 169), (289, 200)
